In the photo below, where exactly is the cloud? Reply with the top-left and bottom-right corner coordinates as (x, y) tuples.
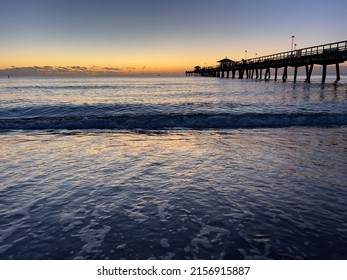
(56, 66), (70, 72)
(0, 65), (124, 76)
(103, 67), (121, 71)
(1, 67), (41, 76)
(71, 66), (87, 70)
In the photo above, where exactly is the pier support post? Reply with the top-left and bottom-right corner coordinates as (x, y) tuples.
(259, 69), (263, 80)
(221, 71), (225, 78)
(264, 67), (271, 81)
(282, 66), (288, 82)
(227, 70), (230, 78)
(305, 64), (314, 83)
(294, 66), (298, 83)
(274, 68), (278, 81)
(322, 64), (327, 83)
(336, 63), (340, 82)
(232, 69), (236, 78)
(238, 69), (244, 79)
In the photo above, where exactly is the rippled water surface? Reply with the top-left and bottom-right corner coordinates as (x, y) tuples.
(0, 76), (346, 259)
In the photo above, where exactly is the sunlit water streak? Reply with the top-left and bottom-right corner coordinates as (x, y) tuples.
(0, 76), (346, 259)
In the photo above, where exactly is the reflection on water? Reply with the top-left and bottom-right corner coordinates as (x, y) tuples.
(0, 76), (346, 259)
(0, 128), (346, 259)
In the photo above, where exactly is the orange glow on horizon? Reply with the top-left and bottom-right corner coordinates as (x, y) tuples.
(1, 42), (347, 76)
(0, 49), (206, 75)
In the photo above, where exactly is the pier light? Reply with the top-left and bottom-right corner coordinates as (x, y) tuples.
(291, 35), (295, 51)
(245, 50), (247, 60)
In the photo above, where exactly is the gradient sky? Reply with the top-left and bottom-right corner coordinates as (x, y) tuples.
(1, 0), (346, 75)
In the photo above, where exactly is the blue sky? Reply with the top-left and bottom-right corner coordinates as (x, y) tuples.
(1, 0), (346, 74)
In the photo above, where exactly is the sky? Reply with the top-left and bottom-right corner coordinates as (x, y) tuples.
(1, 0), (346, 75)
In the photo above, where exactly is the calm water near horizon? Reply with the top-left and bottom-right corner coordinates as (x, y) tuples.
(0, 76), (346, 259)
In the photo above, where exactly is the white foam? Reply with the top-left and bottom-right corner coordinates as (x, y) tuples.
(160, 252), (175, 260)
(60, 211), (83, 232)
(79, 224), (111, 254)
(124, 209), (149, 223)
(184, 246), (191, 252)
(191, 237), (212, 249)
(159, 238), (170, 249)
(157, 201), (172, 222)
(116, 244), (126, 250)
(0, 244), (12, 255)
(200, 225), (230, 237)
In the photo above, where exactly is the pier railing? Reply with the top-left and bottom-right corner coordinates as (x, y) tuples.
(240, 40), (347, 65)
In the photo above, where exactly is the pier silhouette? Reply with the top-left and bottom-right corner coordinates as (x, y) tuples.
(186, 40), (347, 83)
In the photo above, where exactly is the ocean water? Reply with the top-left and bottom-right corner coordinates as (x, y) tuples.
(0, 76), (346, 260)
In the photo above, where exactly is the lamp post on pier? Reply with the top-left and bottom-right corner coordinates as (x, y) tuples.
(291, 35), (295, 51)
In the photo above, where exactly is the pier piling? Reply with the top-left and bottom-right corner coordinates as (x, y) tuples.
(282, 66), (288, 82)
(336, 63), (340, 82)
(322, 64), (327, 83)
(294, 66), (298, 83)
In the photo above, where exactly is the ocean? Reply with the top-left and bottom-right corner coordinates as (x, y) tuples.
(0, 75), (346, 260)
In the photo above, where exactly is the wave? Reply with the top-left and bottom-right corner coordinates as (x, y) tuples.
(5, 85), (127, 90)
(0, 112), (346, 131)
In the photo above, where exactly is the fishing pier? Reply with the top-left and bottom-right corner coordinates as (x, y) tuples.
(186, 40), (347, 83)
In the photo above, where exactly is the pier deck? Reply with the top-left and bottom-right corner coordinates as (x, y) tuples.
(186, 40), (347, 83)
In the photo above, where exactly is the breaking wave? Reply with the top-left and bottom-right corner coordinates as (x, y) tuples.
(1, 112), (346, 131)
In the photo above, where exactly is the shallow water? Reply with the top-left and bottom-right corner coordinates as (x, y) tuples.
(0, 76), (346, 259)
